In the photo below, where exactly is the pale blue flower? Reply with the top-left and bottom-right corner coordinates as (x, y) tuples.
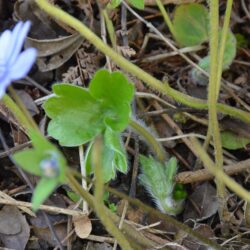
(0, 21), (37, 98)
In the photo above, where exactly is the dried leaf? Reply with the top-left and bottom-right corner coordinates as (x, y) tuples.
(183, 182), (219, 222)
(181, 224), (215, 250)
(16, 90), (39, 117)
(30, 212), (68, 247)
(73, 214), (92, 239)
(0, 206), (22, 235)
(0, 206), (30, 250)
(26, 33), (82, 57)
(26, 33), (84, 72)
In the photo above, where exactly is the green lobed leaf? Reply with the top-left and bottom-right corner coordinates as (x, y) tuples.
(89, 69), (134, 131)
(173, 3), (209, 47)
(44, 70), (134, 146)
(44, 84), (106, 146)
(221, 131), (250, 150)
(32, 178), (58, 211)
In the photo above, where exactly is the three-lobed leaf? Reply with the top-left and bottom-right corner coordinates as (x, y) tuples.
(44, 69), (134, 147)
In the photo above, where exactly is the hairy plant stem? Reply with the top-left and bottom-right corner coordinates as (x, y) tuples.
(101, 8), (117, 49)
(92, 136), (132, 250)
(8, 86), (39, 131)
(155, 0), (175, 37)
(1, 94), (38, 134)
(129, 118), (166, 162)
(35, 0), (250, 124)
(208, 0), (225, 207)
(215, 0), (233, 98)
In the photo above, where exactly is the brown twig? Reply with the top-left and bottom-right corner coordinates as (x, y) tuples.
(175, 158), (250, 184)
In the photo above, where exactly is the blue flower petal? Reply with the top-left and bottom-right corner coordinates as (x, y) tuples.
(0, 74), (11, 98)
(9, 48), (37, 80)
(8, 21), (31, 65)
(4, 22), (23, 63)
(0, 30), (12, 62)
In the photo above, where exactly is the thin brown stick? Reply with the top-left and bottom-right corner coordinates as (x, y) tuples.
(0, 198), (86, 217)
(175, 158), (250, 184)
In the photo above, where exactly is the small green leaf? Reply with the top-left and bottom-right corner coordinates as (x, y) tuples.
(128, 0), (144, 9)
(89, 70), (134, 131)
(139, 155), (171, 200)
(108, 0), (144, 9)
(221, 131), (250, 150)
(66, 190), (81, 203)
(44, 84), (105, 146)
(165, 157), (178, 183)
(191, 30), (237, 85)
(13, 149), (45, 176)
(85, 129), (127, 182)
(101, 144), (117, 182)
(223, 30), (237, 69)
(13, 130), (67, 211)
(104, 128), (127, 173)
(139, 155), (185, 215)
(235, 33), (249, 48)
(32, 178), (58, 211)
(173, 183), (187, 201)
(108, 0), (122, 9)
(173, 3), (209, 47)
(108, 203), (117, 213)
(13, 130), (66, 182)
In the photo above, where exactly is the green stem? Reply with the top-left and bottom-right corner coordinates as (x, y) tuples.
(215, 0), (233, 98)
(92, 136), (132, 250)
(155, 0), (175, 37)
(8, 86), (39, 131)
(208, 0), (224, 199)
(1, 94), (35, 134)
(190, 137), (250, 203)
(101, 8), (117, 49)
(35, 0), (250, 124)
(129, 118), (166, 162)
